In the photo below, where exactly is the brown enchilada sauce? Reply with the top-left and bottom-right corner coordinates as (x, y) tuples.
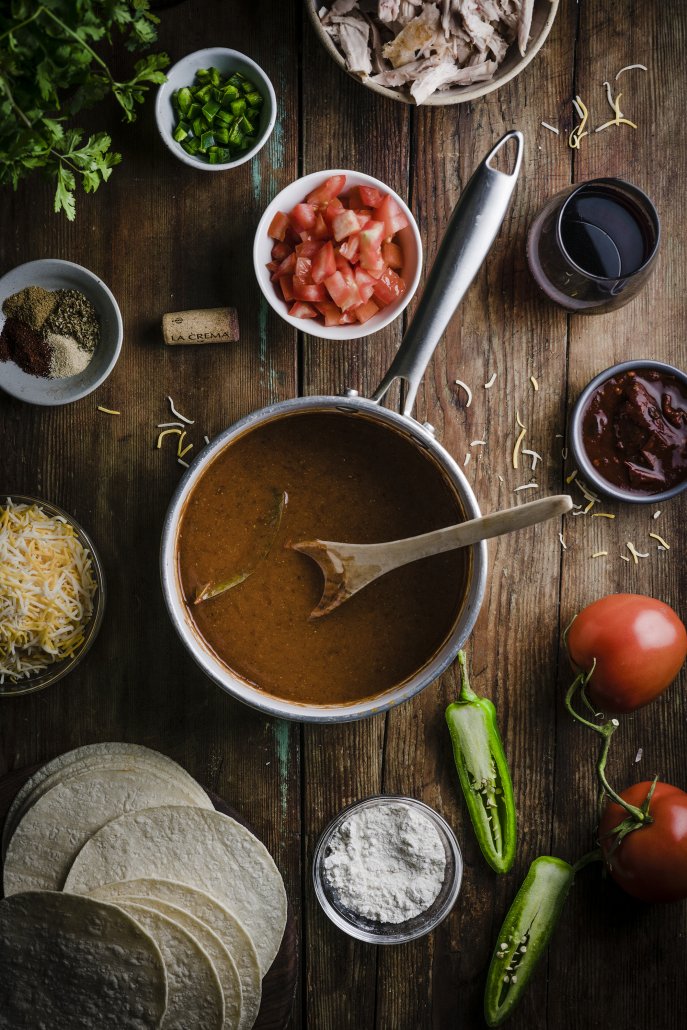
(177, 412), (468, 706)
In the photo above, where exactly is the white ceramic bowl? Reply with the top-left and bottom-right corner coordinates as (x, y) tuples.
(0, 259), (123, 406)
(253, 169), (423, 340)
(155, 47), (277, 171)
(306, 1), (559, 106)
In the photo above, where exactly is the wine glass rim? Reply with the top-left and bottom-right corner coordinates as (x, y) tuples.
(555, 176), (661, 284)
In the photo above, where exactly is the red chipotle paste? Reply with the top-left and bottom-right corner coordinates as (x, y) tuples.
(581, 367), (687, 494)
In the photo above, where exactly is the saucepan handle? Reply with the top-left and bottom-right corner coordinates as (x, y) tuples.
(371, 130), (523, 417)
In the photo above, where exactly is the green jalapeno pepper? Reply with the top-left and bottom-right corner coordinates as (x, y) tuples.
(484, 856), (575, 1026)
(445, 651), (516, 873)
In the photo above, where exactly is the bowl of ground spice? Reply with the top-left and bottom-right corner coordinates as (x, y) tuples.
(0, 259), (123, 405)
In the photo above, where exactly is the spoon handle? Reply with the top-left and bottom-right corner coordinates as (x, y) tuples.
(372, 495), (573, 573)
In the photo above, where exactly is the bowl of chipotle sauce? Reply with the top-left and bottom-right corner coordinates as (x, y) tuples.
(570, 360), (687, 503)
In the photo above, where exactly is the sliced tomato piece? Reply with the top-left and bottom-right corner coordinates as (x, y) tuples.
(332, 209), (361, 242)
(324, 270), (362, 311)
(273, 251), (296, 278)
(372, 268), (406, 306)
(271, 240), (292, 262)
(293, 281), (327, 302)
(322, 198), (345, 230)
(345, 186), (362, 209)
(358, 221), (386, 271)
(279, 275), (294, 302)
(353, 299), (380, 323)
(335, 253), (353, 276)
(339, 234), (360, 264)
(312, 214), (329, 240)
(311, 241), (336, 284)
(306, 174), (346, 205)
(266, 260), (280, 274)
(377, 194), (409, 236)
(294, 256), (313, 283)
(315, 301), (344, 326)
(295, 240), (322, 259)
(289, 203), (317, 233)
(289, 301), (318, 319)
(339, 309), (357, 323)
(358, 185), (385, 208)
(268, 210), (289, 241)
(382, 241), (403, 269)
(354, 267), (377, 303)
(354, 208), (373, 224)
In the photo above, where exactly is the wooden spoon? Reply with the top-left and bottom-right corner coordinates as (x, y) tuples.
(291, 494), (573, 619)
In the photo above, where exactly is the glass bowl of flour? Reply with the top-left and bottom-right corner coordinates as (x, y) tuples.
(313, 795), (463, 943)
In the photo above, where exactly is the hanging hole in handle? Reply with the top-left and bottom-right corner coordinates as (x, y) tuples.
(485, 131), (523, 178)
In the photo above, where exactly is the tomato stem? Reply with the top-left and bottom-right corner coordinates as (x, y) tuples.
(572, 848), (603, 873)
(564, 667), (605, 737)
(596, 725), (647, 823)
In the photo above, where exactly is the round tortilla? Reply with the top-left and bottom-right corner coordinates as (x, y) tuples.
(127, 899), (242, 1029)
(64, 805), (287, 974)
(0, 891), (167, 1029)
(2, 742), (211, 858)
(118, 901), (224, 1030)
(90, 879), (261, 1030)
(3, 769), (214, 896)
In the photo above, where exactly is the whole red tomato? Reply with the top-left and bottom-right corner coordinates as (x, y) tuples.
(567, 594), (687, 714)
(599, 781), (687, 902)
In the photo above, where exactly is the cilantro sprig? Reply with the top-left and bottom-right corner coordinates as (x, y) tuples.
(0, 1), (169, 220)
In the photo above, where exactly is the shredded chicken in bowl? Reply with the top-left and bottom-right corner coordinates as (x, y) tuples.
(317, 0), (552, 105)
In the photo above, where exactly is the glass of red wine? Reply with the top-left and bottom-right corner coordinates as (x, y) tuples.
(527, 177), (660, 314)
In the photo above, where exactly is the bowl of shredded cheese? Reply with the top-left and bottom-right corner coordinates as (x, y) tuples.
(0, 496), (105, 697)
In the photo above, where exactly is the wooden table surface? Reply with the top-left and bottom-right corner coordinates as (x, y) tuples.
(2, 2), (686, 1028)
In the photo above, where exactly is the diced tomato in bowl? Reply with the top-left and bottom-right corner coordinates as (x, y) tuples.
(254, 169), (422, 338)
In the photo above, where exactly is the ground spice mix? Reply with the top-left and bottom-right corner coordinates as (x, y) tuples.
(0, 318), (52, 377)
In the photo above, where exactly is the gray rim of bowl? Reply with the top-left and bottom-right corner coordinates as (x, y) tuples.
(312, 795), (463, 944)
(0, 259), (123, 406)
(569, 359), (687, 504)
(155, 47), (277, 170)
(0, 494), (106, 698)
(306, 0), (559, 106)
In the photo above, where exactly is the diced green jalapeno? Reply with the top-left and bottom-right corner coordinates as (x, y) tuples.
(484, 857), (574, 1026)
(170, 66), (264, 163)
(446, 651), (517, 873)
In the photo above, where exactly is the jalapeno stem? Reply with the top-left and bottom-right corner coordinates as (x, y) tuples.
(457, 649), (478, 703)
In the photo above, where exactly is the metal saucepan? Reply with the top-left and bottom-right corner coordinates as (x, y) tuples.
(161, 131), (524, 722)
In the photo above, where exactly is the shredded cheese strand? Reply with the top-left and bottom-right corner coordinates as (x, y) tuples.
(454, 379), (473, 407)
(541, 121), (559, 135)
(97, 406), (120, 415)
(615, 64), (647, 80)
(649, 532), (670, 549)
(484, 373), (497, 389)
(156, 428), (182, 449)
(167, 396), (195, 425)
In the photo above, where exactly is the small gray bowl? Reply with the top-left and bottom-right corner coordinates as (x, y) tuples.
(0, 259), (122, 406)
(569, 359), (687, 504)
(155, 47), (276, 171)
(313, 795), (463, 944)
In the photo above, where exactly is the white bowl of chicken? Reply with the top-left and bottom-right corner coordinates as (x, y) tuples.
(307, 0), (559, 106)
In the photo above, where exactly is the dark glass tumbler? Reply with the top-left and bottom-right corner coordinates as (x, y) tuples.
(526, 177), (660, 314)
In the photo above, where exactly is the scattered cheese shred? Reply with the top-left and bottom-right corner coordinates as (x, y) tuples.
(167, 396), (194, 425)
(454, 379), (473, 407)
(592, 551), (608, 558)
(559, 533), (567, 550)
(620, 554), (631, 562)
(530, 376), (539, 391)
(541, 121), (559, 135)
(569, 95), (589, 149)
(522, 448), (542, 471)
(484, 373), (497, 389)
(471, 439), (486, 447)
(179, 443), (194, 459)
(513, 427), (526, 469)
(592, 512), (615, 519)
(97, 406), (120, 415)
(177, 458), (190, 469)
(204, 436), (210, 446)
(514, 483), (538, 492)
(634, 746), (644, 763)
(516, 410), (525, 430)
(157, 421), (185, 429)
(497, 474), (504, 483)
(0, 500), (97, 683)
(463, 452), (471, 467)
(649, 532), (670, 549)
(653, 510), (662, 520)
(616, 64), (647, 80)
(626, 542), (649, 564)
(566, 469), (578, 484)
(156, 428), (182, 449)
(595, 89), (637, 133)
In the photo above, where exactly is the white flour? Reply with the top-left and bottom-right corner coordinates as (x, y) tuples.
(323, 802), (446, 924)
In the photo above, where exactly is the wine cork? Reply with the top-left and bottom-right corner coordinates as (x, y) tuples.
(162, 307), (239, 346)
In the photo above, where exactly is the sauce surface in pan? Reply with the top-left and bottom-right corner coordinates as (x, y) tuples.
(177, 411), (469, 705)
